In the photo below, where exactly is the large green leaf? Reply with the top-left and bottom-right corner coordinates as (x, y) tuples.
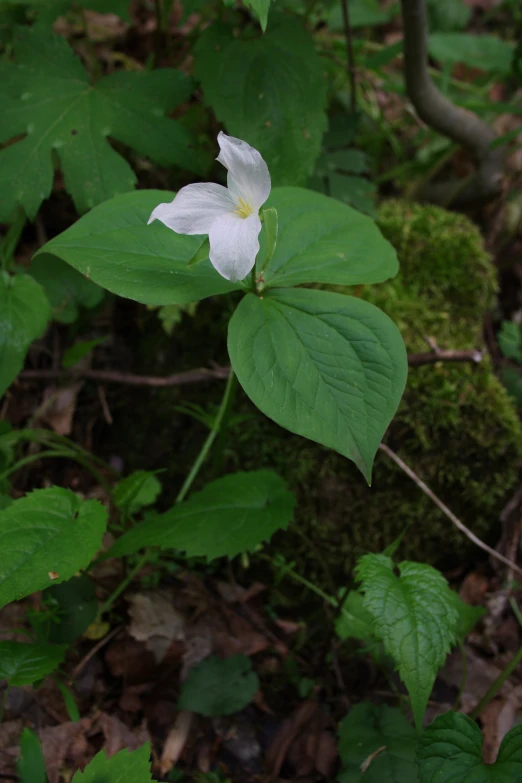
(0, 640), (67, 685)
(0, 488), (107, 609)
(17, 728), (47, 783)
(71, 744), (153, 783)
(0, 272), (51, 398)
(356, 555), (459, 730)
(30, 256), (104, 324)
(0, 26), (197, 221)
(417, 713), (522, 782)
(338, 702), (418, 783)
(263, 188), (396, 287)
(178, 655), (259, 716)
(194, 19), (328, 185)
(34, 190), (238, 305)
(228, 289), (407, 482)
(428, 33), (515, 74)
(108, 470), (295, 560)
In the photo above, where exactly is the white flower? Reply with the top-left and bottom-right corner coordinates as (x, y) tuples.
(148, 132), (271, 283)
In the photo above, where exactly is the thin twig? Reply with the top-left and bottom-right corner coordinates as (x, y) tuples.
(69, 625), (122, 681)
(379, 442), (522, 577)
(19, 366), (229, 387)
(19, 349), (481, 389)
(407, 349), (483, 367)
(340, 0), (357, 113)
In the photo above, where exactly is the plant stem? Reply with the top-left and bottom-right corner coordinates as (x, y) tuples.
(0, 449), (76, 482)
(98, 551), (150, 618)
(176, 369), (237, 504)
(340, 0), (356, 113)
(0, 210), (26, 272)
(98, 370), (238, 616)
(470, 643), (522, 720)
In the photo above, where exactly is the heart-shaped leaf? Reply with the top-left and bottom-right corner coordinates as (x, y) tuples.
(417, 712), (522, 782)
(0, 488), (107, 609)
(228, 288), (407, 481)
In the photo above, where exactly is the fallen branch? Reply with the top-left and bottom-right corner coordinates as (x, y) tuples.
(400, 0), (504, 206)
(19, 366), (229, 387)
(379, 442), (522, 577)
(407, 348), (483, 366)
(18, 348), (482, 388)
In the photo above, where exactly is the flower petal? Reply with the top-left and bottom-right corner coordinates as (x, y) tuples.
(209, 212), (262, 282)
(148, 183), (235, 235)
(217, 132), (271, 212)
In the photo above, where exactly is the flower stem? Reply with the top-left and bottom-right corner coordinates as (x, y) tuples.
(98, 370), (238, 616)
(470, 643), (522, 719)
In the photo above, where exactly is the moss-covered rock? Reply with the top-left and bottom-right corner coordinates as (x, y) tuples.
(228, 201), (521, 586)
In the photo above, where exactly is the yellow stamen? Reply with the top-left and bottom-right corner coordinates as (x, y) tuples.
(235, 197), (254, 218)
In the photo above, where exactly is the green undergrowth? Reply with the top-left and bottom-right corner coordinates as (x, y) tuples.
(227, 201), (521, 585)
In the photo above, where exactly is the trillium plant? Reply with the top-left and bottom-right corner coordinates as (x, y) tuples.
(36, 131), (408, 482)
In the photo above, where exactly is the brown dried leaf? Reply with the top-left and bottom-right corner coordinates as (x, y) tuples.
(127, 590), (185, 663)
(39, 719), (91, 783)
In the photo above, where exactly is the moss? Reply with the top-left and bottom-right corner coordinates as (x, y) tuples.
(228, 201), (521, 587)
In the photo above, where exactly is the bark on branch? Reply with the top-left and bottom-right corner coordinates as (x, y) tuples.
(400, 0), (504, 206)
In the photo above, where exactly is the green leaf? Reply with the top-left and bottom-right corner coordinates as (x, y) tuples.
(417, 712), (522, 782)
(262, 188), (395, 287)
(34, 190), (238, 306)
(194, 19), (328, 185)
(498, 321), (522, 363)
(228, 289), (407, 482)
(0, 640), (67, 685)
(428, 33), (515, 74)
(30, 256), (104, 325)
(501, 366), (522, 407)
(108, 470), (295, 560)
(426, 0), (471, 32)
(0, 271), (51, 398)
(335, 590), (375, 643)
(447, 591), (485, 641)
(71, 744), (153, 783)
(356, 555), (459, 730)
(62, 338), (106, 369)
(56, 679), (81, 722)
(0, 26), (198, 221)
(327, 174), (377, 216)
(113, 471), (162, 516)
(243, 0), (270, 30)
(178, 654), (259, 716)
(0, 488), (107, 609)
(45, 574), (99, 645)
(327, 0), (396, 32)
(17, 728), (47, 783)
(338, 702), (418, 783)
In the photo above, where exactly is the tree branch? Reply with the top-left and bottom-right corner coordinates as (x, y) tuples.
(19, 366), (229, 387)
(400, 0), (504, 206)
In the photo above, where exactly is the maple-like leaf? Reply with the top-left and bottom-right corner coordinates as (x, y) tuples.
(0, 26), (198, 221)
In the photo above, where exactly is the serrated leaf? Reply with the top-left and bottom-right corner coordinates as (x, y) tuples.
(0, 271), (51, 398)
(428, 33), (515, 74)
(71, 744), (153, 782)
(338, 702), (418, 783)
(30, 256), (104, 325)
(194, 19), (328, 185)
(0, 26), (197, 221)
(0, 487), (107, 609)
(34, 190), (238, 306)
(262, 188), (394, 287)
(108, 470), (295, 560)
(356, 555), (459, 730)
(228, 289), (407, 482)
(17, 728), (46, 783)
(417, 712), (522, 782)
(178, 654), (259, 716)
(0, 640), (67, 685)
(113, 471), (162, 516)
